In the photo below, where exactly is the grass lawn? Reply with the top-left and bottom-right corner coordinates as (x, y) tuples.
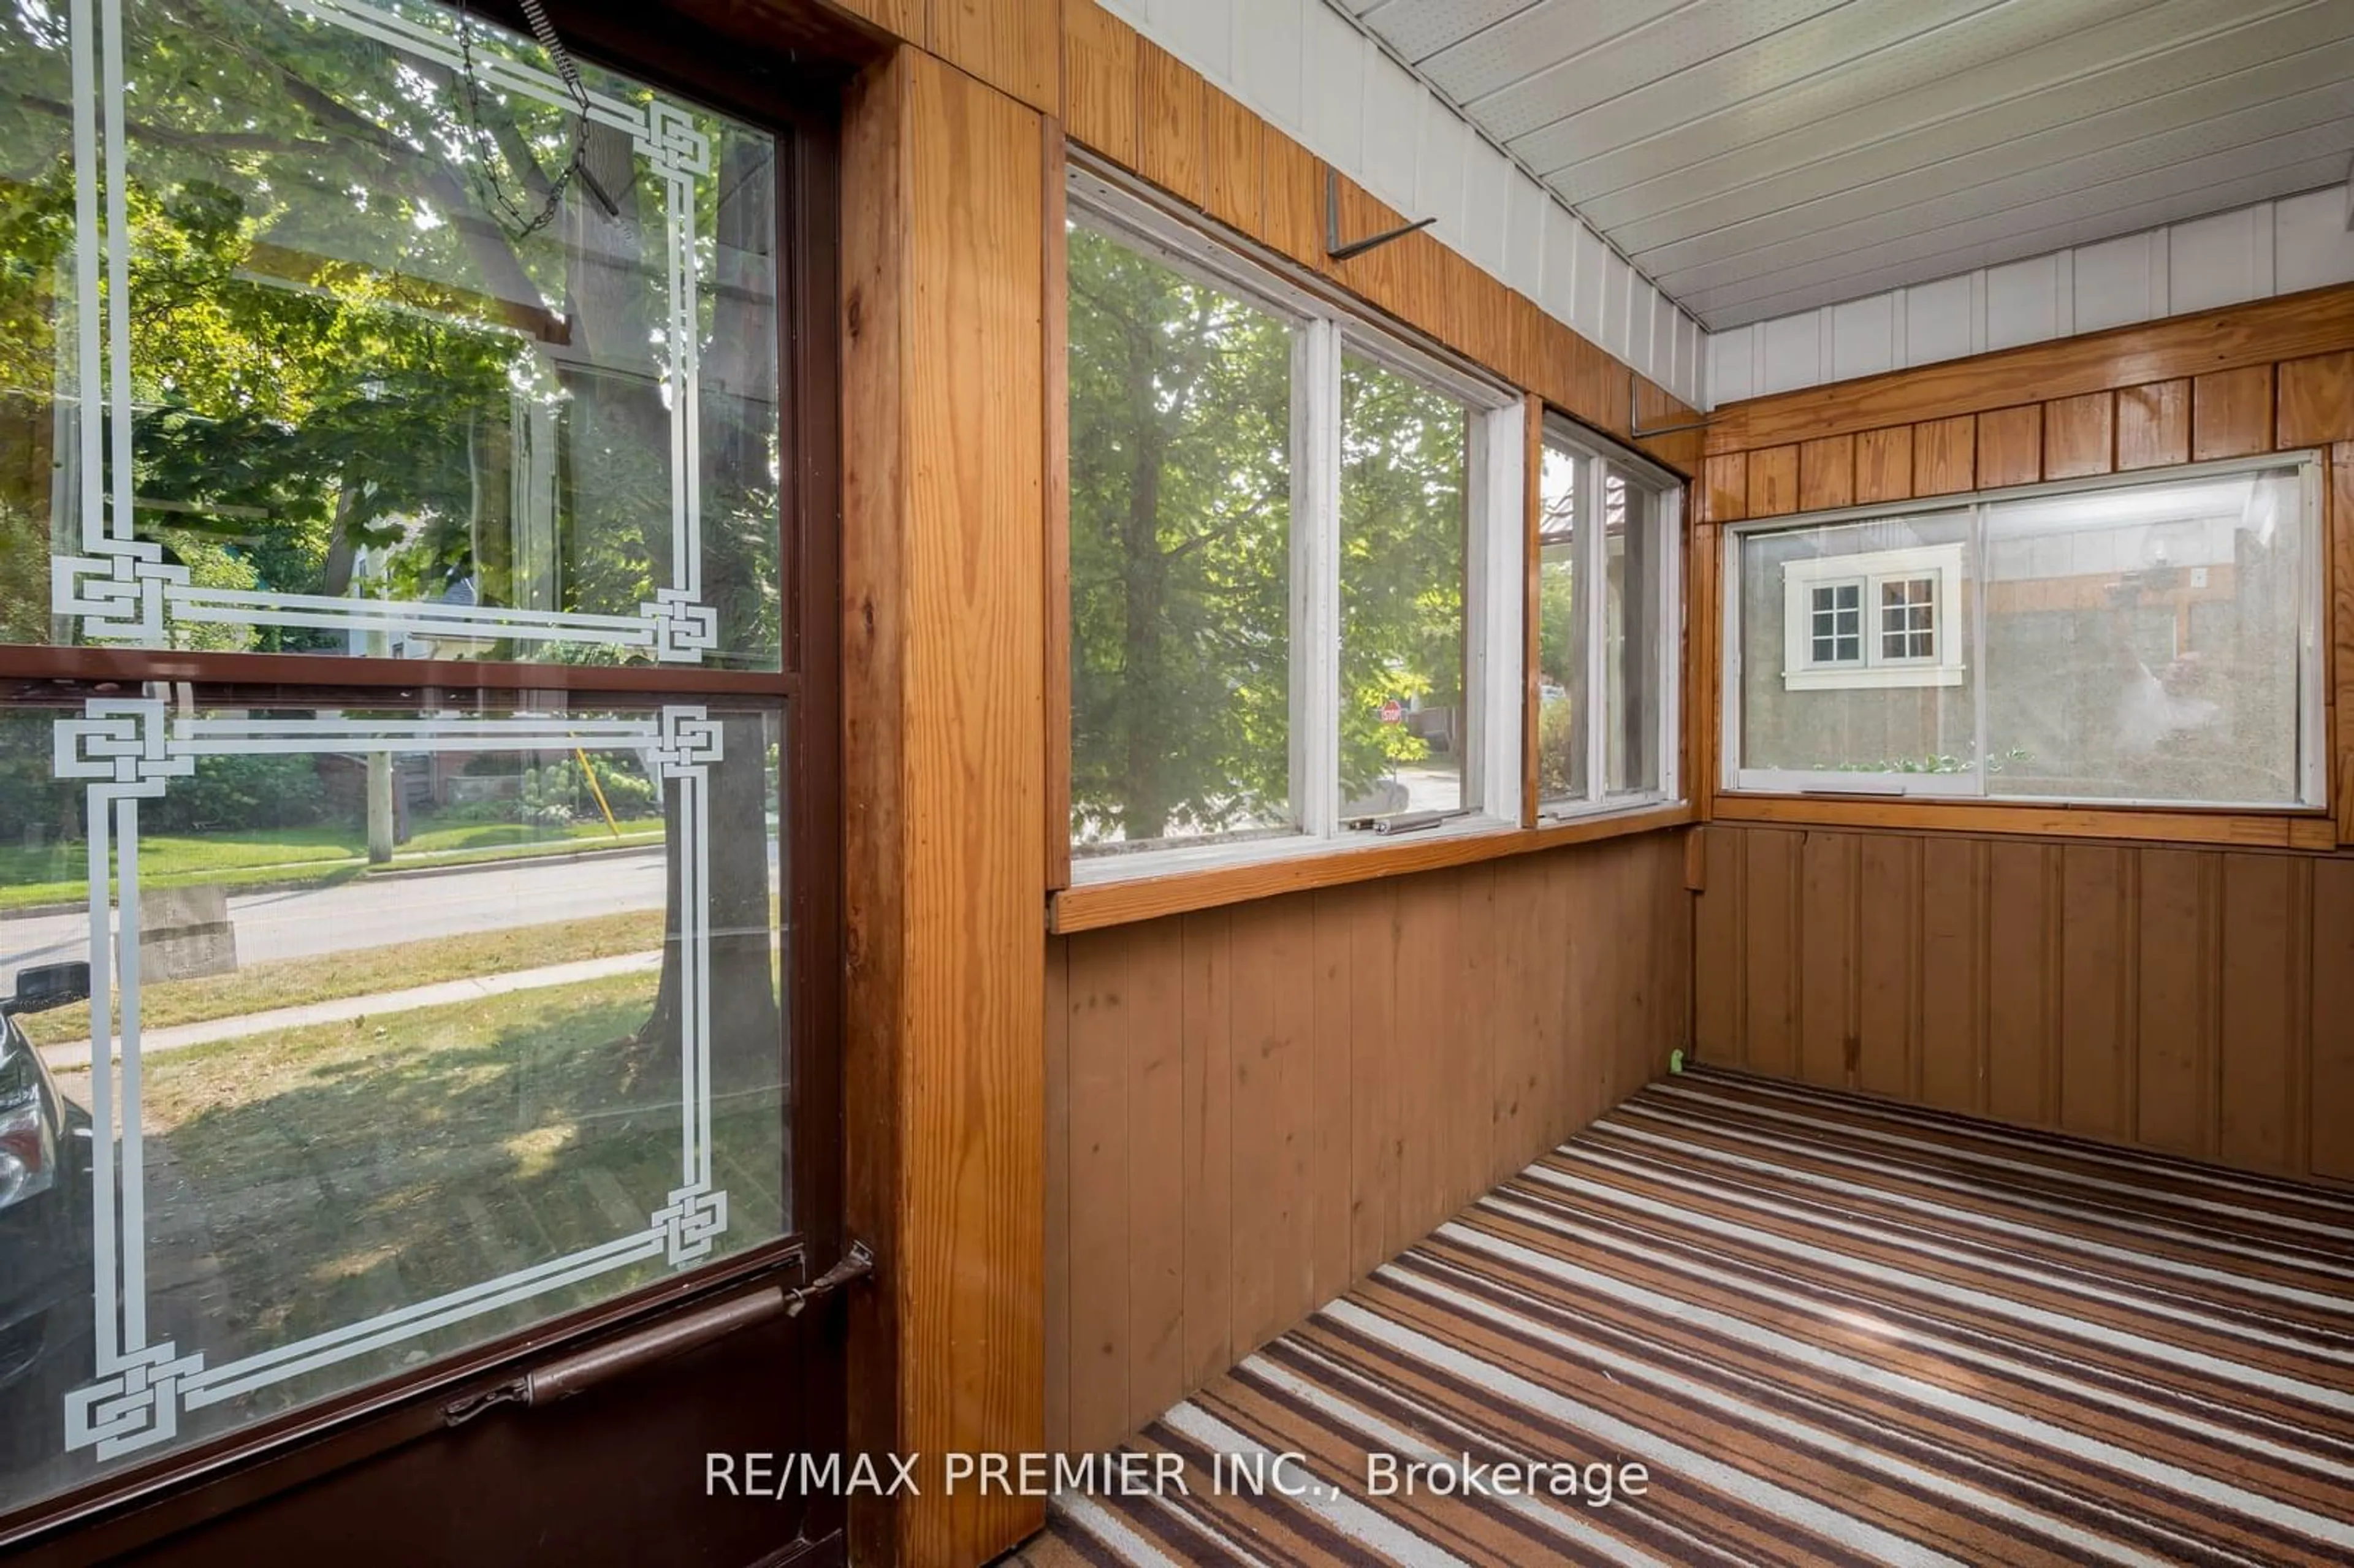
(0, 815), (663, 912)
(12, 908), (670, 1049)
(52, 973), (787, 1420)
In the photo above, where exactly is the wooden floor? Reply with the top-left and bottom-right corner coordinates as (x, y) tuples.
(1019, 1066), (2354, 1567)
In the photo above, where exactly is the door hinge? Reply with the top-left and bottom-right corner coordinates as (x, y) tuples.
(785, 1239), (875, 1317)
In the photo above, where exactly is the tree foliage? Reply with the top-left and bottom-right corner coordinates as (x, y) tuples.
(0, 0), (784, 1089)
(1067, 226), (1469, 847)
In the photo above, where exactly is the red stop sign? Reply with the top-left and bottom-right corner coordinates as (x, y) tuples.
(1379, 699), (1404, 723)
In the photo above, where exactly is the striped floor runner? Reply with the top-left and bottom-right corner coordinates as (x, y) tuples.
(1029, 1067), (2354, 1567)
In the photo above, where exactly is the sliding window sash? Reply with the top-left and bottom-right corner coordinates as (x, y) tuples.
(1468, 400), (1527, 822)
(1537, 419), (1682, 820)
(1290, 318), (1343, 839)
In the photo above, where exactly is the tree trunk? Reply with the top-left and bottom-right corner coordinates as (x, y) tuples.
(633, 131), (783, 1105)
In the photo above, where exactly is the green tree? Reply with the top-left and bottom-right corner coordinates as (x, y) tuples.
(0, 0), (783, 1094)
(1067, 231), (1471, 845)
(1067, 226), (1292, 845)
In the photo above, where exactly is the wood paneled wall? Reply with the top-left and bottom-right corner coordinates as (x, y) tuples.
(841, 47), (1047, 1568)
(1691, 299), (2354, 851)
(1688, 297), (2354, 1190)
(825, 0), (1061, 113)
(1042, 832), (1692, 1456)
(825, 10), (1710, 1563)
(828, 0), (1702, 465)
(1693, 823), (2354, 1187)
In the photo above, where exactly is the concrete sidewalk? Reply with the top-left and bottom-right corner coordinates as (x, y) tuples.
(40, 950), (662, 1071)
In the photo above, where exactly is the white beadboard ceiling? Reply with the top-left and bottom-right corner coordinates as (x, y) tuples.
(1344, 0), (2354, 332)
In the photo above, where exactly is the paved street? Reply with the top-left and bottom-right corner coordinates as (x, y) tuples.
(0, 848), (673, 994)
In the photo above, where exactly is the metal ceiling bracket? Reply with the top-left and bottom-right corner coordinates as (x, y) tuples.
(1629, 368), (1713, 438)
(1326, 167), (1436, 262)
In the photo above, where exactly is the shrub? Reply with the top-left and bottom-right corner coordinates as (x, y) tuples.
(144, 752), (327, 832)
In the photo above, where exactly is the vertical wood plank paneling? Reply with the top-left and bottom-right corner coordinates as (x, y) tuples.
(1539, 843), (1582, 1143)
(1914, 414), (1976, 494)
(1742, 829), (1801, 1076)
(1179, 909), (1233, 1391)
(1700, 454), (1748, 523)
(1464, 867), (1507, 1203)
(927, 0), (1061, 113)
(1258, 129), (1325, 270)
(2315, 861), (2354, 1182)
(1798, 831), (1857, 1087)
(1985, 840), (2052, 1125)
(1064, 921), (1170, 1452)
(1976, 404), (2043, 488)
(1856, 834), (1918, 1099)
(1798, 433), (1855, 511)
(2116, 379), (2190, 470)
(1308, 889), (1353, 1304)
(1697, 825), (2345, 1189)
(832, 0), (924, 41)
(848, 54), (1049, 1564)
(2059, 845), (2130, 1140)
(1121, 916), (1186, 1429)
(839, 65), (909, 1558)
(1346, 878), (1400, 1279)
(1489, 857), (1545, 1181)
(2277, 351), (2354, 447)
(1062, 0), (1138, 169)
(1200, 84), (1261, 234)
(1612, 841), (1660, 1105)
(2134, 849), (2207, 1155)
(1390, 872), (1458, 1247)
(1043, 123), (1072, 894)
(1042, 938), (1071, 1454)
(1227, 896), (1314, 1357)
(2218, 854), (2296, 1173)
(1693, 828), (1742, 1064)
(1855, 426), (1913, 503)
(1917, 836), (1984, 1113)
(1746, 444), (1799, 517)
(1586, 847), (1634, 1109)
(2043, 390), (2114, 479)
(1137, 41), (1205, 209)
(2192, 365), (2274, 460)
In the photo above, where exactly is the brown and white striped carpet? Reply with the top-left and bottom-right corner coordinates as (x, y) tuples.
(1029, 1067), (2354, 1567)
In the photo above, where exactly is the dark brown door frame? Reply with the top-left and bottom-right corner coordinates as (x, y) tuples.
(0, 3), (874, 1561)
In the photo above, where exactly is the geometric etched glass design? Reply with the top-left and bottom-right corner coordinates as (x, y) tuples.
(8, 0), (780, 668)
(0, 693), (783, 1508)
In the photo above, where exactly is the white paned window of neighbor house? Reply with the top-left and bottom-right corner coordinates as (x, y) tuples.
(1724, 457), (2326, 809)
(1534, 417), (1683, 817)
(1065, 163), (1527, 879)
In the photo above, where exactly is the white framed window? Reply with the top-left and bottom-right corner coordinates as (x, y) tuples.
(1780, 544), (1965, 690)
(1065, 164), (1526, 880)
(1534, 416), (1683, 817)
(1723, 456), (2326, 808)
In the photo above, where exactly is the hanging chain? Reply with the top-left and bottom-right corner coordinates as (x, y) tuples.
(451, 0), (614, 241)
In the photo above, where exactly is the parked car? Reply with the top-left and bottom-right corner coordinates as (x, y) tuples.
(1, 962), (94, 1462)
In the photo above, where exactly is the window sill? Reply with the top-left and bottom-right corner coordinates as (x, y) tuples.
(1709, 791), (2337, 851)
(1050, 801), (1696, 933)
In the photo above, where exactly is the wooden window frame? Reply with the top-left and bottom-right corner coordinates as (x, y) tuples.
(1062, 163), (1528, 885)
